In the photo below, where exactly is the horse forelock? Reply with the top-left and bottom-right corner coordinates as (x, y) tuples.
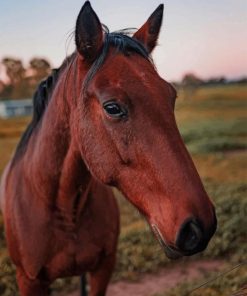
(83, 27), (154, 93)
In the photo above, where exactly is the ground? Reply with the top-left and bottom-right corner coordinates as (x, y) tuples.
(0, 84), (246, 296)
(59, 260), (224, 296)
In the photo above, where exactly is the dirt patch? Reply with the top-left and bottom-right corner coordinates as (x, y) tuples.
(63, 259), (224, 296)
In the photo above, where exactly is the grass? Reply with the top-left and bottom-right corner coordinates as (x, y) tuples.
(0, 84), (246, 295)
(175, 84), (247, 122)
(179, 118), (247, 154)
(180, 118), (246, 142)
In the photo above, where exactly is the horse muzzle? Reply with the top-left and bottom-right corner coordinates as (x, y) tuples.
(151, 224), (183, 259)
(151, 211), (217, 259)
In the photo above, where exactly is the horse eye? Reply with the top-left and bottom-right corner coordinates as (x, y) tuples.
(103, 101), (128, 119)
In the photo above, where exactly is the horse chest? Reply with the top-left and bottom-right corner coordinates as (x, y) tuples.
(46, 197), (116, 278)
(46, 231), (103, 279)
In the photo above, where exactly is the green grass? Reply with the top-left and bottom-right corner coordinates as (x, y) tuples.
(180, 118), (246, 142)
(188, 137), (247, 154)
(179, 96), (246, 110)
(202, 182), (247, 261)
(178, 118), (247, 154)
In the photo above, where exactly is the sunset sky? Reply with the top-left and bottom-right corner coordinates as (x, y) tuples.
(0, 0), (246, 81)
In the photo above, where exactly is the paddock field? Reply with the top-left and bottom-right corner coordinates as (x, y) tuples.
(0, 84), (246, 295)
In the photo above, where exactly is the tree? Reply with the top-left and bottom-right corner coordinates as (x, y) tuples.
(1, 58), (28, 99)
(0, 57), (52, 99)
(29, 58), (51, 83)
(0, 79), (13, 99)
(182, 73), (203, 88)
(2, 58), (25, 86)
(181, 73), (203, 100)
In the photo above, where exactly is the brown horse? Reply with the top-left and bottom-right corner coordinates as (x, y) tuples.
(0, 2), (217, 296)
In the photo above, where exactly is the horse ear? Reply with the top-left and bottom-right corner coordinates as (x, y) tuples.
(133, 4), (164, 53)
(75, 1), (103, 62)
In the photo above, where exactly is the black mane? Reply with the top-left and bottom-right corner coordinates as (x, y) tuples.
(12, 29), (152, 163)
(12, 69), (59, 163)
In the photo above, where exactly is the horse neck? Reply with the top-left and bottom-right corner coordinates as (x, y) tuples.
(24, 54), (92, 213)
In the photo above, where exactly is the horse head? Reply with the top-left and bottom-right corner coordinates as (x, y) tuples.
(73, 1), (216, 259)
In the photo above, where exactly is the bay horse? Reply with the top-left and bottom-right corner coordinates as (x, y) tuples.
(0, 2), (217, 296)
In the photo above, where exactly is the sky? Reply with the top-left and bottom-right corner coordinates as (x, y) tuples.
(0, 0), (246, 82)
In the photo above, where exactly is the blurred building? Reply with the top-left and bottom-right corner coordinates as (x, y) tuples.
(0, 99), (32, 118)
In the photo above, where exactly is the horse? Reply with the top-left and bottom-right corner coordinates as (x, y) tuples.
(0, 2), (217, 295)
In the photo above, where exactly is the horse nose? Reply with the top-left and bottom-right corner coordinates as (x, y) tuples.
(176, 219), (203, 253)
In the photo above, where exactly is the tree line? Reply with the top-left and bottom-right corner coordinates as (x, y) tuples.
(0, 57), (51, 100)
(178, 73), (247, 88)
(0, 57), (246, 100)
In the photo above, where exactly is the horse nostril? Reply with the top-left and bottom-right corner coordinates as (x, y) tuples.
(176, 219), (203, 253)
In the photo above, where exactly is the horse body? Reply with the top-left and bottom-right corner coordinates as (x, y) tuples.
(0, 53), (119, 294)
(1, 154), (119, 295)
(3, 161), (119, 270)
(0, 2), (217, 295)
